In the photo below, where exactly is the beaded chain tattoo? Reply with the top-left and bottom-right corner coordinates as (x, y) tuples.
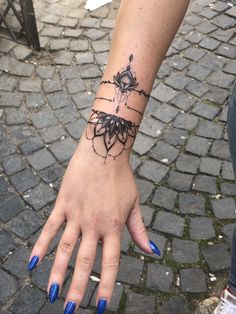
(86, 55), (150, 161)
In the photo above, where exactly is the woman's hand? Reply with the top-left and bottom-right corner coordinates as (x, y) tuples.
(28, 136), (157, 313)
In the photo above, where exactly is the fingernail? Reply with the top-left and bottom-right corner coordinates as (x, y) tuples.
(64, 301), (76, 314)
(97, 298), (107, 314)
(149, 240), (161, 256)
(28, 256), (39, 271)
(49, 283), (59, 304)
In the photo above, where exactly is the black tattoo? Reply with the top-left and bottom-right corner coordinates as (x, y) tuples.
(86, 109), (138, 161)
(97, 54), (149, 115)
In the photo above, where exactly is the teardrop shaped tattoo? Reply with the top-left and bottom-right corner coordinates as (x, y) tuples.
(95, 54), (150, 116)
(86, 109), (139, 161)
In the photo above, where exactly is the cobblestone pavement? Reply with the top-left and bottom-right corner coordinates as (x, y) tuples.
(0, 0), (236, 313)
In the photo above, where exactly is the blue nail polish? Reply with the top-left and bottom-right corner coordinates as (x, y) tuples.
(28, 256), (39, 271)
(149, 240), (161, 256)
(97, 298), (107, 314)
(64, 301), (76, 314)
(49, 283), (59, 304)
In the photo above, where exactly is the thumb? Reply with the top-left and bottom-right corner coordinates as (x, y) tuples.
(127, 199), (161, 256)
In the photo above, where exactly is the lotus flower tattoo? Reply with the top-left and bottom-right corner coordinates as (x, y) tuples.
(86, 110), (138, 161)
(96, 54), (150, 115)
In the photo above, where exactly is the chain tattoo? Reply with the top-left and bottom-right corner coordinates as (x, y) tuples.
(95, 54), (150, 116)
(86, 110), (139, 161)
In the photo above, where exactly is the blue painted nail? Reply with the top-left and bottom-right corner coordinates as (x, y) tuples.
(97, 298), (107, 314)
(28, 256), (39, 271)
(149, 240), (161, 256)
(64, 301), (76, 314)
(49, 283), (59, 304)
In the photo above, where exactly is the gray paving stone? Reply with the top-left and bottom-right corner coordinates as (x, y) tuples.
(179, 193), (205, 215)
(10, 168), (40, 193)
(171, 92), (196, 111)
(207, 70), (235, 89)
(25, 94), (46, 109)
(3, 246), (30, 279)
(92, 40), (110, 52)
(0, 38), (16, 53)
(216, 43), (236, 59)
(0, 139), (16, 158)
(185, 31), (204, 44)
(41, 25), (63, 37)
(186, 135), (210, 156)
(186, 80), (209, 97)
(59, 66), (81, 80)
(152, 83), (178, 103)
(10, 285), (46, 314)
(199, 37), (220, 50)
(152, 103), (179, 123)
(165, 72), (190, 90)
(152, 186), (177, 211)
(192, 175), (217, 194)
(0, 56), (34, 76)
(168, 55), (189, 71)
(205, 86), (229, 106)
(199, 7), (219, 19)
(130, 153), (142, 172)
(40, 125), (65, 143)
(0, 229), (15, 260)
(13, 45), (32, 60)
(221, 182), (236, 196)
(7, 209), (43, 239)
(30, 108), (58, 129)
(70, 40), (89, 52)
(49, 138), (77, 163)
(47, 91), (73, 110)
(0, 91), (24, 108)
(126, 291), (155, 314)
(0, 192), (25, 222)
(141, 206), (154, 227)
(212, 1), (230, 12)
(117, 255), (144, 286)
(212, 15), (236, 30)
(53, 51), (74, 65)
(186, 63), (212, 81)
(172, 239), (199, 263)
(65, 118), (87, 140)
(183, 47), (205, 61)
(55, 106), (79, 124)
(136, 179), (154, 204)
(176, 153), (200, 174)
(75, 52), (94, 64)
(180, 269), (207, 293)
(211, 198), (236, 219)
(38, 164), (64, 184)
(139, 160), (168, 183)
(210, 140), (231, 160)
(24, 182), (56, 211)
(133, 133), (156, 155)
(2, 154), (26, 175)
(27, 148), (56, 171)
(31, 257), (55, 291)
(168, 171), (193, 192)
(5, 108), (27, 125)
(66, 78), (86, 94)
(196, 120), (224, 140)
(71, 91), (94, 109)
(199, 157), (222, 176)
(224, 60), (236, 75)
(157, 62), (171, 79)
(222, 224), (235, 243)
(84, 29), (106, 40)
(198, 21), (217, 34)
(199, 52), (226, 70)
(59, 17), (77, 27)
(64, 28), (82, 38)
(202, 243), (231, 271)
(162, 127), (188, 147)
(19, 78), (41, 93)
(80, 64), (102, 79)
(222, 161), (234, 180)
(43, 79), (62, 93)
(146, 263), (173, 292)
(150, 141), (179, 165)
(211, 28), (234, 43)
(190, 217), (215, 240)
(139, 117), (165, 138)
(0, 76), (17, 92)
(0, 268), (18, 304)
(39, 300), (65, 314)
(159, 296), (191, 314)
(153, 211), (185, 237)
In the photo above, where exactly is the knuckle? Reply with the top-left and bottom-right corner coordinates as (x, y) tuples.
(67, 288), (82, 302)
(76, 255), (93, 271)
(59, 241), (74, 254)
(109, 219), (124, 233)
(102, 256), (119, 269)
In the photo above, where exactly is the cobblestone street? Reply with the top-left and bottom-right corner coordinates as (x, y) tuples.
(0, 0), (236, 313)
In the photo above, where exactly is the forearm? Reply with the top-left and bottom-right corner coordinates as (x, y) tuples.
(83, 0), (190, 162)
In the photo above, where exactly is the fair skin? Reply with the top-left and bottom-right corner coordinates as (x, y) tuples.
(29, 0), (190, 312)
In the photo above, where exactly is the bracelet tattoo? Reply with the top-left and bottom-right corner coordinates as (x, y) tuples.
(95, 54), (150, 116)
(86, 109), (138, 161)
